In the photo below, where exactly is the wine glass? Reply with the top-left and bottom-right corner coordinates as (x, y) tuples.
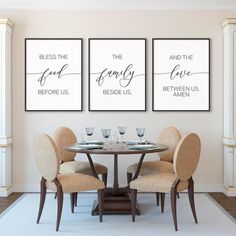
(144, 133), (149, 145)
(81, 133), (87, 144)
(136, 128), (145, 144)
(109, 135), (115, 149)
(85, 127), (94, 142)
(115, 131), (120, 143)
(101, 129), (111, 143)
(118, 126), (126, 143)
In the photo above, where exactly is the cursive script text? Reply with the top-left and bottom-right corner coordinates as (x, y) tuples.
(38, 64), (68, 86)
(96, 64), (135, 88)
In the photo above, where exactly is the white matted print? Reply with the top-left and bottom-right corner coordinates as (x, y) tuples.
(25, 38), (82, 111)
(89, 39), (146, 111)
(153, 39), (210, 111)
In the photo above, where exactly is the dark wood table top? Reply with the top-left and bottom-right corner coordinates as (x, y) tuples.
(64, 142), (168, 155)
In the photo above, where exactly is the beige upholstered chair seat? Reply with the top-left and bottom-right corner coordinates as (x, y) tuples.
(130, 172), (189, 193)
(127, 160), (174, 176)
(60, 161), (107, 175)
(34, 133), (105, 231)
(53, 127), (108, 186)
(130, 133), (201, 231)
(46, 173), (105, 193)
(127, 127), (181, 179)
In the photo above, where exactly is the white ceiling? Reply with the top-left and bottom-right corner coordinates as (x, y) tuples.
(0, 0), (236, 10)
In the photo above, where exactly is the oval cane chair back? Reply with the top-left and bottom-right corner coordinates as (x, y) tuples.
(53, 127), (77, 162)
(157, 127), (181, 162)
(34, 133), (59, 182)
(173, 133), (201, 181)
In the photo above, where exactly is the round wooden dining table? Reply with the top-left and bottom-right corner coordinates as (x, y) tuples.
(64, 142), (168, 215)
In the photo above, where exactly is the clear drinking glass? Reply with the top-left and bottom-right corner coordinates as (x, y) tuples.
(136, 128), (145, 144)
(85, 127), (94, 142)
(109, 135), (115, 149)
(144, 133), (149, 145)
(118, 126), (126, 143)
(81, 133), (87, 144)
(101, 129), (111, 142)
(115, 131), (120, 143)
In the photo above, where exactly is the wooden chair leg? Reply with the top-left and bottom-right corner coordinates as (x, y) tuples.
(74, 192), (78, 207)
(170, 186), (178, 231)
(130, 189), (137, 222)
(127, 172), (133, 184)
(70, 193), (75, 213)
(156, 192), (159, 206)
(97, 189), (104, 222)
(55, 180), (64, 232)
(160, 193), (165, 213)
(102, 173), (108, 186)
(188, 178), (198, 224)
(36, 177), (47, 224)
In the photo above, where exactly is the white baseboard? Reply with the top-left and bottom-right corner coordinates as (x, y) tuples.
(13, 185), (40, 193)
(194, 184), (224, 192)
(12, 184), (224, 193)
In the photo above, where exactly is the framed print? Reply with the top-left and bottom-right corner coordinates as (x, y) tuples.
(25, 38), (83, 111)
(152, 38), (210, 111)
(89, 38), (146, 111)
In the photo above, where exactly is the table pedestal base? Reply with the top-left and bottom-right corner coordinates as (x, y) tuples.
(91, 188), (140, 215)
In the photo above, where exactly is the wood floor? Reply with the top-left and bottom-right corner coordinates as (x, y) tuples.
(208, 192), (236, 219)
(0, 192), (235, 220)
(0, 193), (24, 214)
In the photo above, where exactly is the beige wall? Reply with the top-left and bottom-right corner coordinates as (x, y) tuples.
(1, 10), (235, 191)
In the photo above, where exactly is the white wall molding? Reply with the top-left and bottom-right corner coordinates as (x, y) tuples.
(195, 185), (224, 193)
(0, 186), (13, 197)
(0, 19), (13, 27)
(13, 185), (40, 193)
(1, 0), (236, 11)
(224, 186), (236, 196)
(222, 18), (236, 197)
(12, 184), (224, 193)
(222, 18), (236, 27)
(0, 18), (13, 197)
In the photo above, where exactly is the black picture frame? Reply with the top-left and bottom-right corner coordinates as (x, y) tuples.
(88, 38), (147, 112)
(25, 38), (83, 112)
(152, 38), (210, 112)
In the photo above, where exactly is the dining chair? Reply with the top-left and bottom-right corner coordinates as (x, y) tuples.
(53, 127), (108, 205)
(130, 133), (201, 231)
(127, 127), (181, 209)
(34, 133), (105, 231)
